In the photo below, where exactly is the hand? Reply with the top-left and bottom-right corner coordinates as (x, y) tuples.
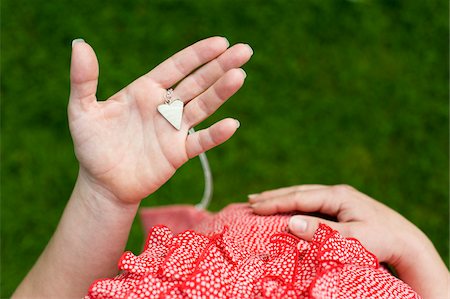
(249, 184), (450, 298)
(249, 184), (416, 264)
(69, 37), (253, 204)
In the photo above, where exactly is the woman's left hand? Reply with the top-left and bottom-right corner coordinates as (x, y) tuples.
(69, 37), (253, 204)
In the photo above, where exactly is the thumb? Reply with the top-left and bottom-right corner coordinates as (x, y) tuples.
(69, 39), (99, 108)
(288, 215), (346, 241)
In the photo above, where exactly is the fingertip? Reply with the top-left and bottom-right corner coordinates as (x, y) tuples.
(207, 36), (230, 52)
(69, 39), (99, 104)
(250, 202), (260, 211)
(71, 38), (92, 56)
(289, 216), (308, 233)
(248, 194), (271, 205)
(239, 68), (247, 78)
(229, 43), (253, 57)
(245, 44), (253, 56)
(220, 36), (230, 48)
(225, 43), (253, 67)
(72, 38), (85, 47)
(186, 118), (238, 159)
(70, 40), (98, 84)
(247, 193), (260, 203)
(234, 119), (240, 129)
(219, 118), (240, 133)
(226, 68), (247, 86)
(288, 216), (317, 240)
(250, 202), (273, 216)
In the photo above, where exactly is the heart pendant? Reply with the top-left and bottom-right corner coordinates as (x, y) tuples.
(157, 100), (184, 130)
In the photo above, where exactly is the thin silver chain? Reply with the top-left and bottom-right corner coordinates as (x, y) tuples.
(164, 88), (174, 104)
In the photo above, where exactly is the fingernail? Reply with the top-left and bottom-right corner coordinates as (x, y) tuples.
(250, 203), (260, 209)
(72, 38), (85, 47)
(239, 68), (247, 78)
(289, 216), (307, 233)
(245, 44), (254, 55)
(221, 37), (230, 47)
(234, 119), (240, 128)
(248, 193), (259, 199)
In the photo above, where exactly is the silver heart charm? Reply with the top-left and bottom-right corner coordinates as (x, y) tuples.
(157, 100), (184, 130)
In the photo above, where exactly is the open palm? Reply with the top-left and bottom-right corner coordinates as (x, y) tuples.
(68, 37), (252, 204)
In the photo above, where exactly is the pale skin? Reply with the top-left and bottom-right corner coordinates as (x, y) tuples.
(13, 36), (253, 298)
(13, 37), (448, 299)
(249, 184), (450, 299)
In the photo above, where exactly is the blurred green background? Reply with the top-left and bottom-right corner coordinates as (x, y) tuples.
(1, 0), (448, 296)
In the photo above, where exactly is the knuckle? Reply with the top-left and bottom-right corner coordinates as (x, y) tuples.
(294, 185), (304, 192)
(338, 184), (355, 191)
(197, 96), (212, 116)
(344, 225), (356, 237)
(214, 58), (227, 73)
(289, 192), (302, 210)
(205, 128), (219, 148)
(292, 190), (302, 201)
(273, 201), (283, 212)
(341, 224), (357, 238)
(331, 184), (354, 196)
(183, 111), (195, 127)
(173, 57), (191, 76)
(213, 82), (228, 102)
(193, 71), (210, 90)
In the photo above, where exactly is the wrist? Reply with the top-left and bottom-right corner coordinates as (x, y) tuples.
(392, 226), (449, 298)
(75, 168), (140, 214)
(14, 167), (142, 298)
(390, 224), (427, 268)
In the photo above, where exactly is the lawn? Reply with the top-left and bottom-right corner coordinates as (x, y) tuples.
(1, 0), (448, 296)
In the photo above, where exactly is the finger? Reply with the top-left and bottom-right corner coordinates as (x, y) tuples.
(146, 36), (230, 88)
(69, 39), (99, 110)
(288, 215), (350, 241)
(174, 43), (253, 103)
(185, 118), (240, 159)
(183, 68), (246, 128)
(248, 185), (328, 203)
(251, 187), (347, 216)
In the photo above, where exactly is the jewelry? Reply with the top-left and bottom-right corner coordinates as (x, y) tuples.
(157, 91), (213, 210)
(157, 88), (184, 130)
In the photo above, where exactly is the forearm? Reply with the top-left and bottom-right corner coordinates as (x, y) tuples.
(395, 231), (450, 299)
(13, 170), (140, 299)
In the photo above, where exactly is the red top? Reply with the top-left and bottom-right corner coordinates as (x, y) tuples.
(85, 203), (420, 299)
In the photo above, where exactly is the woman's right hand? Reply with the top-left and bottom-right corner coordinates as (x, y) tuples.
(249, 184), (449, 299)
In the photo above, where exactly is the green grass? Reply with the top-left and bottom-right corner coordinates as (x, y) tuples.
(2, 0), (448, 296)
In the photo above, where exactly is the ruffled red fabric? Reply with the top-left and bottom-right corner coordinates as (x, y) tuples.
(85, 204), (420, 299)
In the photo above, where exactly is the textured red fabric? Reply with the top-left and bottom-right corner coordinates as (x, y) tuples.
(85, 203), (420, 299)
